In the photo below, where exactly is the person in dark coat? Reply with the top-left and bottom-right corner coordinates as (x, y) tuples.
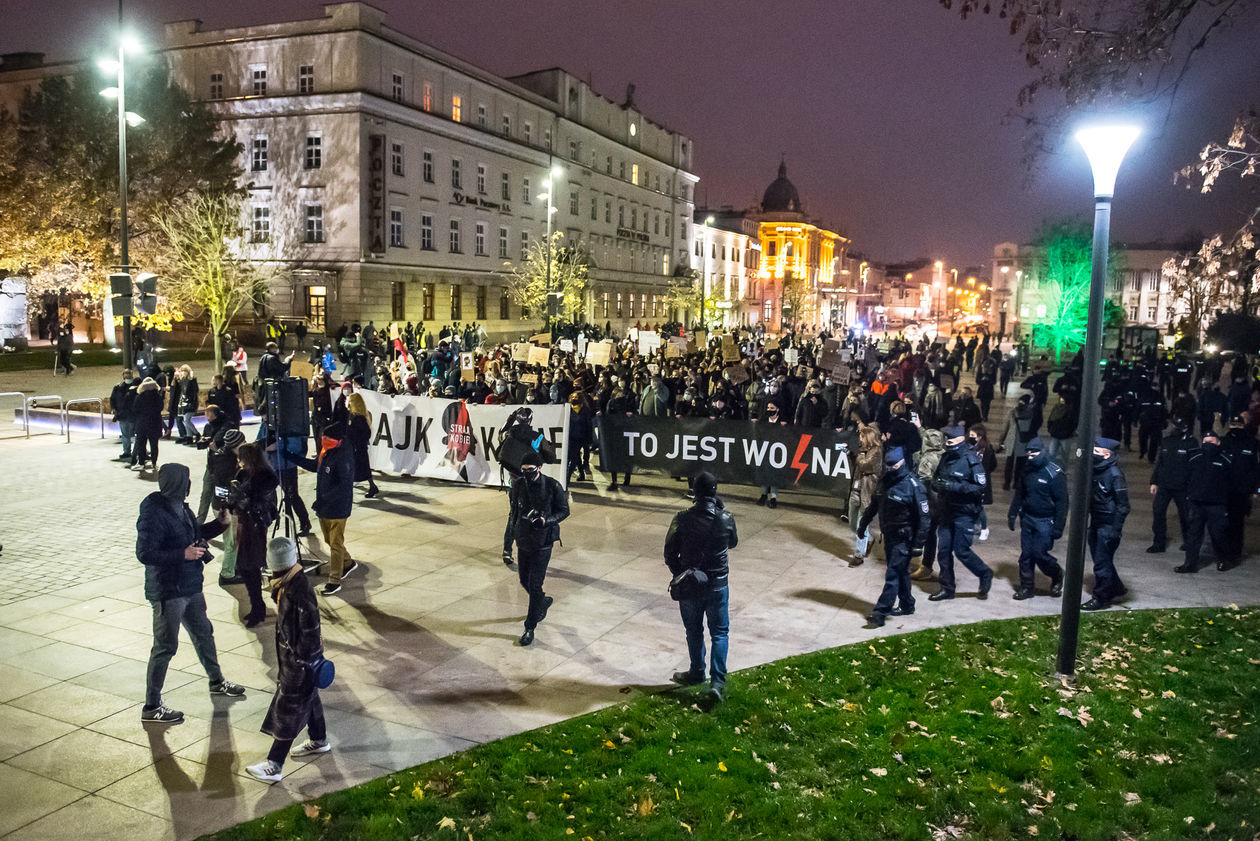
(1083, 437), (1129, 611)
(131, 377), (165, 471)
(1176, 431), (1236, 574)
(110, 369), (138, 462)
(207, 372), (241, 428)
(1007, 438), (1066, 599)
(793, 379), (829, 427)
(665, 471), (738, 701)
(137, 463), (245, 723)
(227, 443), (280, 627)
(1147, 420), (1194, 554)
(54, 320), (75, 375)
(507, 450), (570, 647)
(346, 393), (379, 498)
(857, 446), (929, 628)
(246, 537), (330, 783)
(293, 421), (357, 595)
(929, 424), (994, 601)
(565, 391), (596, 483)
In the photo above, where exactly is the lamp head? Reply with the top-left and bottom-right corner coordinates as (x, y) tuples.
(550, 164), (563, 178)
(1075, 125), (1141, 198)
(120, 33), (142, 54)
(98, 58), (120, 74)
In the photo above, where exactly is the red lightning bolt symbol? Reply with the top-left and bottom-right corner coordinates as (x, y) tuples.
(790, 434), (812, 485)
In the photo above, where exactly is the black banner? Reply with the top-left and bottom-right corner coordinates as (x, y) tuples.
(598, 415), (858, 496)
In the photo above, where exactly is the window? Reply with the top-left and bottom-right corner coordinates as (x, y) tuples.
(389, 209), (404, 248)
(618, 205), (625, 226)
(520, 231), (529, 260)
(391, 72), (404, 102)
(476, 286), (487, 320)
(251, 205), (270, 242)
(619, 161), (626, 180)
(767, 241), (777, 257)
(501, 172), (510, 201)
(544, 128), (552, 149)
(451, 159), (462, 189)
(451, 95), (462, 122)
(680, 220), (686, 239)
(422, 82), (432, 111)
(1145, 271), (1158, 291)
(423, 283), (435, 320)
(475, 221), (487, 256)
(391, 281), (406, 320)
(304, 135), (322, 170)
(695, 241), (702, 257)
(631, 163), (639, 185)
(1036, 304), (1048, 319)
(304, 204), (324, 243)
(450, 285), (462, 319)
(654, 174), (661, 191)
(630, 208), (637, 229)
(604, 200), (611, 223)
(209, 72), (223, 100)
(653, 214), (660, 235)
(662, 253), (669, 275)
(477, 164), (487, 194)
(569, 190), (579, 216)
(251, 66), (267, 96)
(422, 150), (433, 183)
(524, 122), (532, 145)
(306, 285), (326, 331)
(522, 177), (531, 204)
(251, 136), (268, 172)
(499, 289), (510, 319)
(502, 114), (512, 137)
(420, 214), (434, 250)
(590, 197), (597, 221)
(1128, 271), (1140, 291)
(449, 219), (461, 253)
(1147, 305), (1157, 320)
(298, 64), (314, 94)
(476, 104), (486, 127)
(1129, 304), (1138, 320)
(568, 139), (578, 160)
(601, 292), (609, 318)
(391, 143), (404, 177)
(606, 155), (612, 174)
(498, 226), (508, 258)
(616, 292), (624, 318)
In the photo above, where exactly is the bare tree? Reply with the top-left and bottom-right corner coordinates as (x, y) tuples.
(153, 193), (275, 371)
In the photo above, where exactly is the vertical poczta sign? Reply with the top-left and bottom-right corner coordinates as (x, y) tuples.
(368, 135), (386, 254)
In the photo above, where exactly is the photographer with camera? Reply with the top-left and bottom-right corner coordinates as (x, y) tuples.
(136, 463), (246, 724)
(506, 451), (569, 646)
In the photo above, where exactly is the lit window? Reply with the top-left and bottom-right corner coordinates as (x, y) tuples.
(422, 82), (432, 111)
(250, 137), (268, 172)
(389, 209), (404, 248)
(298, 64), (314, 94)
(251, 205), (270, 242)
(209, 72), (223, 100)
(451, 95), (462, 122)
(450, 285), (462, 319)
(631, 164), (639, 185)
(420, 214), (433, 250)
(391, 72), (404, 102)
(1035, 304), (1047, 318)
(391, 142), (404, 177)
(304, 135), (321, 170)
(304, 204), (324, 243)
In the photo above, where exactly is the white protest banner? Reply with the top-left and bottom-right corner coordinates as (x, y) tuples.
(358, 391), (569, 488)
(586, 341), (613, 367)
(459, 352), (475, 382)
(512, 343), (530, 363)
(638, 332), (661, 357)
(559, 338), (574, 353)
(577, 334), (588, 359)
(527, 345), (550, 366)
(784, 347), (799, 366)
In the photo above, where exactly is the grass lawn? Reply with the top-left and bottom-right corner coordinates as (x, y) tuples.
(204, 607), (1260, 841)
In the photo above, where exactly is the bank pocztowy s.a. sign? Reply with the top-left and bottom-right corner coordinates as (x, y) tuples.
(598, 415), (857, 496)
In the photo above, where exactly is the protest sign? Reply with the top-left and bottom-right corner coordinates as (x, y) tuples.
(586, 341), (613, 367)
(724, 364), (750, 385)
(460, 352), (476, 382)
(818, 339), (846, 375)
(763, 335), (780, 351)
(559, 338), (574, 353)
(721, 333), (740, 363)
(529, 333), (551, 346)
(519, 373), (538, 385)
(638, 332), (661, 357)
(527, 345), (550, 366)
(511, 343), (530, 363)
(784, 347), (799, 366)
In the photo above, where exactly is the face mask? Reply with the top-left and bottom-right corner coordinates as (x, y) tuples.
(495, 385), (505, 394)
(1092, 452), (1106, 466)
(824, 379), (833, 387)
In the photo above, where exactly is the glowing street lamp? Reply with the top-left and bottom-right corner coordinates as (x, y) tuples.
(1056, 123), (1140, 680)
(539, 163), (564, 333)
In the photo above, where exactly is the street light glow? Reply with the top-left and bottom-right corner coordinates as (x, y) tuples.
(120, 33), (142, 54)
(100, 86), (120, 98)
(98, 58), (120, 74)
(1075, 124), (1141, 198)
(125, 111), (145, 127)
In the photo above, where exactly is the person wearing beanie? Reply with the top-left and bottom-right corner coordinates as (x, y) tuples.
(1007, 438), (1066, 600)
(1083, 437), (1129, 610)
(136, 463), (246, 725)
(857, 446), (929, 628)
(664, 470), (738, 701)
(506, 450), (569, 646)
(293, 421), (359, 595)
(928, 423), (994, 602)
(205, 427), (249, 586)
(246, 537), (331, 783)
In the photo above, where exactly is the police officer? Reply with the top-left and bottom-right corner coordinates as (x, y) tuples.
(929, 424), (994, 601)
(1222, 414), (1258, 562)
(1006, 438), (1066, 600)
(507, 451), (570, 646)
(857, 446), (930, 627)
(1176, 431), (1235, 573)
(1083, 437), (1129, 611)
(1146, 418), (1194, 554)
(1134, 378), (1166, 463)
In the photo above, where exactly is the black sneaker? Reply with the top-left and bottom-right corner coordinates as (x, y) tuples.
(140, 704), (184, 724)
(1081, 597), (1109, 611)
(977, 571), (993, 599)
(889, 605), (915, 616)
(340, 560), (360, 580)
(209, 680), (245, 697)
(865, 613), (886, 628)
(218, 574), (244, 586)
(1173, 563), (1198, 574)
(767, 497), (778, 509)
(519, 627), (535, 646)
(756, 494), (767, 506)
(1050, 577), (1064, 597)
(1012, 588), (1035, 600)
(321, 582), (342, 596)
(502, 551), (515, 567)
(671, 671), (705, 686)
(540, 595), (554, 622)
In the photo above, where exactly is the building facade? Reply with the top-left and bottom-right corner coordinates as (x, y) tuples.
(691, 208), (761, 328)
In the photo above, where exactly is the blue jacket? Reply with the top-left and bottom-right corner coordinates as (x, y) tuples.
(294, 442), (355, 520)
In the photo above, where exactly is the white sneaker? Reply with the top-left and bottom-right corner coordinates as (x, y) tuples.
(246, 759), (283, 783)
(979, 528), (990, 541)
(290, 739), (331, 757)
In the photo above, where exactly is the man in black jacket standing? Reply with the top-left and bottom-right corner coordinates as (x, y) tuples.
(1007, 439), (1066, 599)
(508, 451), (570, 646)
(137, 463), (246, 724)
(929, 424), (993, 601)
(1176, 431), (1235, 573)
(110, 369), (137, 462)
(665, 471), (738, 701)
(1147, 420), (1194, 554)
(1083, 437), (1129, 611)
(857, 446), (928, 628)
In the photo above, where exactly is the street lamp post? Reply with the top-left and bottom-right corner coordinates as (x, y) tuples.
(539, 163), (562, 335)
(1056, 124), (1140, 679)
(699, 215), (714, 330)
(101, 16), (141, 372)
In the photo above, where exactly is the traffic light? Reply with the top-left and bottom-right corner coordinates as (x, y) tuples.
(109, 273), (133, 316)
(136, 272), (158, 316)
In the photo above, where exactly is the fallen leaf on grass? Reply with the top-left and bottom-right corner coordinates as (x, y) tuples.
(717, 761), (728, 772)
(869, 767), (888, 777)
(1132, 708), (1142, 719)
(1123, 792), (1141, 805)
(303, 804), (321, 819)
(438, 817), (457, 831)
(1162, 690), (1176, 699)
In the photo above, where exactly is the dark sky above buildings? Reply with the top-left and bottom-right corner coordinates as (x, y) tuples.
(6, 0), (1259, 268)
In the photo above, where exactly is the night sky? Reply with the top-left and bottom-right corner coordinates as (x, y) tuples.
(6, 0), (1259, 268)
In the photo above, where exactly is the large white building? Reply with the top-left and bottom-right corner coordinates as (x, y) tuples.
(3, 2), (698, 340)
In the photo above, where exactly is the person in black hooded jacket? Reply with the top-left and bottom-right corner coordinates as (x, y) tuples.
(664, 471), (738, 702)
(507, 450), (570, 647)
(136, 463), (245, 724)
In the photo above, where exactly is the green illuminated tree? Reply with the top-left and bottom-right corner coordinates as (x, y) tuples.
(1027, 222), (1123, 362)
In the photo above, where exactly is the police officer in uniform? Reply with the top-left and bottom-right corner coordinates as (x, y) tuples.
(1006, 438), (1066, 599)
(1083, 437), (1129, 611)
(1147, 419), (1195, 554)
(929, 424), (994, 601)
(1176, 431), (1236, 573)
(857, 446), (930, 627)
(1222, 414), (1258, 563)
(1134, 378), (1166, 463)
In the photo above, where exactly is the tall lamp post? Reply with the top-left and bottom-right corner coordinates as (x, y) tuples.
(99, 21), (143, 372)
(1056, 123), (1140, 679)
(699, 215), (714, 330)
(538, 164), (562, 335)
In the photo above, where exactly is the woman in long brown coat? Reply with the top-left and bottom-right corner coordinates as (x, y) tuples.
(246, 537), (330, 783)
(848, 423), (883, 566)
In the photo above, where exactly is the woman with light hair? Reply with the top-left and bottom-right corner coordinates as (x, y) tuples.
(848, 423), (883, 565)
(174, 364), (201, 444)
(131, 377), (165, 471)
(346, 392), (379, 498)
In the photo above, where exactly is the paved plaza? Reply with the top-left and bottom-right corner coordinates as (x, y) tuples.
(0, 387), (1256, 840)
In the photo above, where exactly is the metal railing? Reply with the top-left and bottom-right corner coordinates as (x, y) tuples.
(25, 395), (64, 435)
(64, 397), (106, 443)
(0, 392), (30, 439)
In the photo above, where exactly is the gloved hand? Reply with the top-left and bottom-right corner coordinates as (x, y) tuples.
(1008, 517), (1017, 531)
(1052, 531), (1064, 541)
(856, 529), (867, 541)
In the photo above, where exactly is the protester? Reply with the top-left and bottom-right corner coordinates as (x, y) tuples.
(131, 377), (165, 472)
(664, 471), (737, 701)
(346, 393), (380, 498)
(136, 463), (245, 723)
(847, 423), (882, 566)
(506, 451), (570, 646)
(293, 421), (358, 595)
(227, 443), (280, 627)
(110, 369), (138, 463)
